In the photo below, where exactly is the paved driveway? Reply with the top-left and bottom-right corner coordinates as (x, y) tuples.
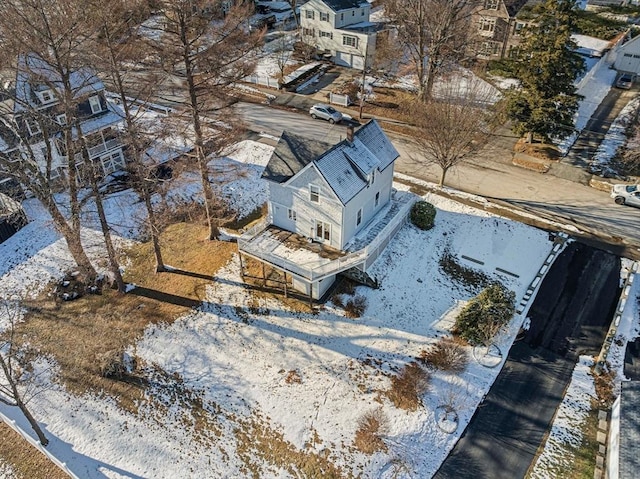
(434, 241), (621, 479)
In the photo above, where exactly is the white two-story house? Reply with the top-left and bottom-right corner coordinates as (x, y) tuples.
(300, 0), (379, 70)
(238, 120), (415, 300)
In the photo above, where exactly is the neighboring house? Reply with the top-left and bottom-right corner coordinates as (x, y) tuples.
(614, 34), (640, 76)
(238, 120), (415, 300)
(471, 0), (539, 60)
(299, 0), (379, 69)
(607, 380), (640, 479)
(0, 54), (126, 185)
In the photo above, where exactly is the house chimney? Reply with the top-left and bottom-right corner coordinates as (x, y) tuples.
(346, 125), (354, 143)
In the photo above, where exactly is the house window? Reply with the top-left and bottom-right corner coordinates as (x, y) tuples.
(375, 191), (380, 207)
(479, 41), (499, 56)
(303, 27), (315, 37)
(320, 12), (329, 21)
(361, 8), (364, 15)
(343, 35), (358, 48)
(309, 184), (320, 202)
(356, 208), (362, 226)
(484, 0), (498, 9)
(89, 95), (102, 114)
(508, 46), (520, 58)
(479, 18), (496, 33)
(340, 13), (344, 21)
(288, 209), (297, 221)
(315, 220), (330, 241)
(25, 117), (41, 136)
(624, 53), (633, 58)
(305, 10), (314, 19)
(56, 114), (67, 125)
(369, 169), (375, 185)
(514, 22), (525, 35)
(37, 89), (55, 104)
(319, 31), (333, 39)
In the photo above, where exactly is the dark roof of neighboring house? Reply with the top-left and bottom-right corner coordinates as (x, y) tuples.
(262, 120), (399, 205)
(261, 132), (332, 183)
(620, 381), (640, 479)
(505, 0), (537, 17)
(320, 0), (369, 12)
(624, 338), (640, 380)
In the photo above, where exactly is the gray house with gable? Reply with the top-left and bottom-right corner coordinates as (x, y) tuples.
(238, 120), (415, 300)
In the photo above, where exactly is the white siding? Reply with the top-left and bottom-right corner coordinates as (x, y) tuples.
(269, 165), (345, 249)
(342, 163), (394, 245)
(614, 37), (640, 75)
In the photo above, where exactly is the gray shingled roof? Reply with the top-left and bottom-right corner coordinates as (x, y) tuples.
(262, 120), (399, 205)
(320, 0), (369, 12)
(504, 0), (532, 17)
(261, 131), (332, 183)
(620, 381), (640, 479)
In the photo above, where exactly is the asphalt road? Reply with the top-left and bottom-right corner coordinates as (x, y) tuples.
(434, 242), (621, 479)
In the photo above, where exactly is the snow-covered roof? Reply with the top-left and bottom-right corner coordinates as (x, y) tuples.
(572, 34), (611, 58)
(14, 54), (104, 112)
(318, 0), (369, 12)
(263, 120), (399, 205)
(72, 102), (123, 139)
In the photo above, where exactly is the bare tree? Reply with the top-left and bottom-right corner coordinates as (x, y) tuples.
(152, 0), (264, 240)
(409, 75), (500, 187)
(0, 0), (100, 284)
(85, 0), (169, 273)
(383, 0), (478, 102)
(0, 299), (49, 446)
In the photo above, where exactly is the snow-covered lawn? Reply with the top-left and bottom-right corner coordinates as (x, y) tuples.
(0, 133), (565, 478)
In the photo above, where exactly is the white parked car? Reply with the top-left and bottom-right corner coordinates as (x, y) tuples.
(309, 104), (343, 124)
(610, 184), (640, 207)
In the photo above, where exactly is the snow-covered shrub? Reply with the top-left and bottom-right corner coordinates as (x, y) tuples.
(345, 295), (367, 318)
(386, 362), (430, 411)
(410, 201), (436, 230)
(354, 408), (389, 454)
(420, 337), (468, 373)
(453, 283), (515, 346)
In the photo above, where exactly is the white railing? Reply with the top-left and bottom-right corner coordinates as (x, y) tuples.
(329, 93), (351, 107)
(238, 195), (416, 282)
(73, 138), (120, 162)
(243, 75), (281, 89)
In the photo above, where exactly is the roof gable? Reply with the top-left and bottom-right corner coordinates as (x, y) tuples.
(263, 120), (399, 205)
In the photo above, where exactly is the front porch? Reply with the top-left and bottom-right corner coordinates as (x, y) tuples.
(237, 190), (416, 300)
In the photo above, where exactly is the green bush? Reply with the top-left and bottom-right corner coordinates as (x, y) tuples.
(410, 201), (436, 230)
(453, 283), (516, 346)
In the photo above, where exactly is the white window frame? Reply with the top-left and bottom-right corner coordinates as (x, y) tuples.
(319, 12), (329, 22)
(319, 31), (333, 39)
(303, 27), (315, 37)
(101, 150), (125, 175)
(56, 113), (67, 125)
(356, 208), (362, 226)
(374, 191), (380, 207)
(25, 117), (41, 136)
(484, 0), (498, 9)
(479, 41), (499, 56)
(309, 184), (320, 203)
(89, 95), (102, 114)
(305, 10), (314, 19)
(343, 35), (358, 48)
(287, 208), (297, 221)
(37, 89), (55, 104)
(479, 17), (496, 33)
(315, 220), (331, 242)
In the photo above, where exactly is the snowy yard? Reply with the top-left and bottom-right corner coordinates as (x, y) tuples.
(0, 134), (572, 478)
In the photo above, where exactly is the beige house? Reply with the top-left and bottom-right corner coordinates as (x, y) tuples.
(299, 0), (378, 69)
(471, 0), (540, 59)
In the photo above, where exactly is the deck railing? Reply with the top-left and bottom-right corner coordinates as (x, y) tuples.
(238, 195), (416, 282)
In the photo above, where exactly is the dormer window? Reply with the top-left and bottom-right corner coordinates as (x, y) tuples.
(37, 89), (55, 104)
(56, 114), (67, 125)
(89, 95), (102, 114)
